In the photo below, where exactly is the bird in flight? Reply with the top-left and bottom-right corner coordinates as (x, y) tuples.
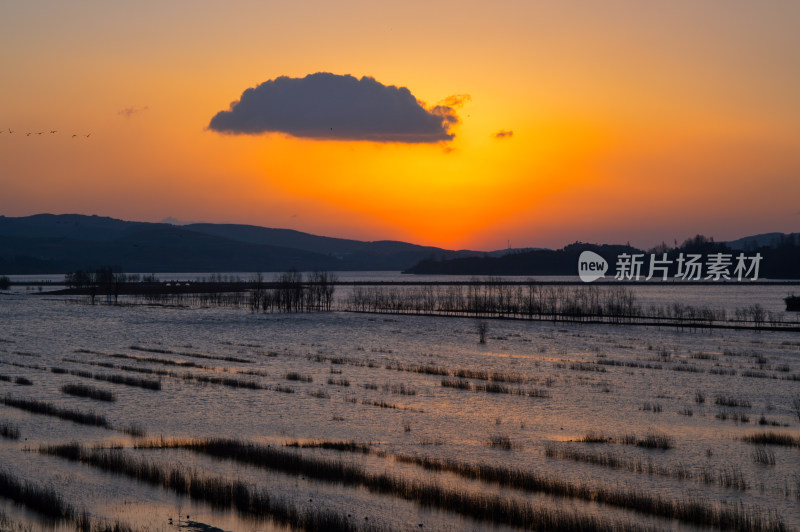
(26, 132), (31, 136)
(50, 130), (57, 134)
(72, 134), (78, 138)
(7, 129), (12, 134)
(85, 133), (91, 138)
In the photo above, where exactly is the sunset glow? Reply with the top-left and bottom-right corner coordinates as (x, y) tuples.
(2, 1), (798, 249)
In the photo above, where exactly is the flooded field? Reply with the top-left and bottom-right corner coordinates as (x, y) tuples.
(1, 288), (799, 531)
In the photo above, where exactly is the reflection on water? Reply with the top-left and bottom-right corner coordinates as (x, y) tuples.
(0, 286), (798, 530)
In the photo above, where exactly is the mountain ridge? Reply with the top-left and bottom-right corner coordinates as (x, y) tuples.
(0, 214), (796, 276)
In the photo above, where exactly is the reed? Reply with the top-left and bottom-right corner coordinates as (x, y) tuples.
(128, 438), (645, 531)
(2, 395), (109, 427)
(285, 372), (313, 382)
(577, 432), (612, 443)
(61, 383), (116, 402)
(133, 437), (784, 531)
(486, 434), (514, 449)
(94, 373), (161, 390)
(752, 448), (776, 466)
(193, 374), (263, 389)
(0, 421), (20, 439)
(742, 432), (800, 447)
(715, 395), (752, 408)
(0, 469), (73, 519)
(129, 345), (252, 363)
(39, 444), (375, 532)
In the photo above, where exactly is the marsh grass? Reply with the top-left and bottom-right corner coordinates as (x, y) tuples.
(2, 395), (109, 427)
(626, 432), (673, 450)
(695, 390), (706, 404)
(475, 382), (509, 393)
(757, 415), (786, 427)
(39, 444), (377, 532)
(309, 389), (330, 399)
(716, 410), (750, 424)
(718, 466), (749, 491)
(285, 372), (313, 382)
(95, 373), (161, 390)
(596, 359), (663, 370)
(715, 395), (752, 408)
(486, 435), (514, 450)
(381, 383), (416, 395)
(640, 402), (662, 413)
(742, 432), (800, 447)
(441, 377), (471, 390)
(0, 421), (20, 439)
(387, 361), (536, 384)
(193, 374), (263, 389)
(59, 365), (162, 390)
(545, 444), (757, 493)
(65, 357), (263, 389)
(0, 469), (73, 520)
(128, 345), (251, 364)
(545, 445), (692, 479)
(130, 437), (785, 531)
(126, 438), (663, 531)
(440, 377), (549, 398)
(106, 352), (216, 370)
(61, 383), (116, 402)
(577, 432), (613, 443)
(120, 423), (146, 438)
(361, 399), (422, 412)
(752, 448), (776, 466)
(580, 431), (673, 449)
(63, 358), (170, 376)
(284, 440), (372, 454)
(569, 362), (607, 372)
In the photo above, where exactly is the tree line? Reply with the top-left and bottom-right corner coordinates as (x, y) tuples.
(64, 267), (142, 304)
(249, 270), (336, 312)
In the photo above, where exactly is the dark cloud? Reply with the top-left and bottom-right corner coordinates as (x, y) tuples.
(208, 73), (467, 143)
(118, 106), (148, 118)
(494, 130), (514, 139)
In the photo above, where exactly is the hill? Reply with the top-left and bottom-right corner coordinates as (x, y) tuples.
(0, 214), (479, 273)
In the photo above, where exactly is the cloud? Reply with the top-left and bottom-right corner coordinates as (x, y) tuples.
(493, 130), (514, 139)
(118, 106), (148, 118)
(208, 73), (467, 143)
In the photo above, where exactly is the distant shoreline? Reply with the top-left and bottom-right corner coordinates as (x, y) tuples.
(20, 278), (800, 294)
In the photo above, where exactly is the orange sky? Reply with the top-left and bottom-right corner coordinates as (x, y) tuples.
(1, 1), (799, 250)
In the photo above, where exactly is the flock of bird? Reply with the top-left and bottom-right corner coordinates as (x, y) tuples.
(1, 128), (91, 138)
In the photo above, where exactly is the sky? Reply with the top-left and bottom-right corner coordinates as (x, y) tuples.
(1, 1), (799, 251)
